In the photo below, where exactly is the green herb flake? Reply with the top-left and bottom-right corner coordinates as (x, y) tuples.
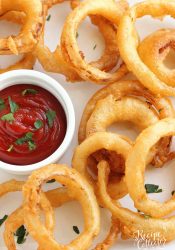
(137, 210), (151, 219)
(8, 96), (19, 113)
(28, 141), (36, 151)
(14, 225), (28, 245)
(93, 44), (97, 50)
(7, 145), (14, 152)
(34, 120), (43, 129)
(73, 226), (80, 235)
(46, 110), (56, 128)
(145, 184), (162, 194)
(22, 89), (38, 96)
(172, 190), (175, 196)
(0, 98), (6, 111)
(76, 32), (79, 39)
(1, 113), (14, 123)
(47, 179), (56, 183)
(46, 14), (51, 21)
(16, 132), (34, 145)
(0, 98), (4, 105)
(0, 215), (8, 226)
(159, 108), (164, 113)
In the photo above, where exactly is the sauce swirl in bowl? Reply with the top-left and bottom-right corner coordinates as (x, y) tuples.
(0, 84), (67, 165)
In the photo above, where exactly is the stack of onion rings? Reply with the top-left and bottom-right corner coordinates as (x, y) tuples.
(78, 80), (175, 173)
(0, 165), (118, 250)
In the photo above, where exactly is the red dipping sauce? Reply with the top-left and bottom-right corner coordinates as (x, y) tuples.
(0, 84), (67, 165)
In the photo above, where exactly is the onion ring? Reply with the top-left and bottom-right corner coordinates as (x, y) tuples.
(72, 132), (132, 200)
(85, 95), (163, 174)
(36, 0), (125, 82)
(125, 118), (175, 218)
(4, 185), (118, 250)
(0, 0), (43, 55)
(0, 11), (36, 71)
(86, 95), (159, 136)
(138, 29), (175, 87)
(0, 180), (54, 250)
(97, 160), (175, 242)
(60, 0), (128, 84)
(79, 80), (174, 168)
(0, 53), (35, 73)
(47, 187), (120, 250)
(117, 0), (175, 96)
(23, 164), (100, 250)
(93, 217), (120, 250)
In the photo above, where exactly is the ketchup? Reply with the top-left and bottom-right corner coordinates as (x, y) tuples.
(0, 84), (67, 165)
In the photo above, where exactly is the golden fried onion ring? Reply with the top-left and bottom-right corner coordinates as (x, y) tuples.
(72, 132), (132, 200)
(86, 95), (159, 137)
(0, 180), (54, 250)
(126, 118), (175, 218)
(23, 164), (100, 250)
(93, 217), (120, 250)
(0, 0), (43, 55)
(138, 29), (175, 87)
(46, 187), (120, 250)
(117, 0), (175, 96)
(97, 160), (175, 242)
(36, 0), (124, 82)
(60, 0), (128, 84)
(0, 10), (36, 71)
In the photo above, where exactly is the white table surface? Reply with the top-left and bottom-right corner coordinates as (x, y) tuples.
(0, 0), (175, 249)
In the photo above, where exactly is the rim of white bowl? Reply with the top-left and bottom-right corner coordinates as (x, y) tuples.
(0, 70), (75, 174)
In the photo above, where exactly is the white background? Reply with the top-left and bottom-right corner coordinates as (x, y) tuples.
(0, 0), (175, 249)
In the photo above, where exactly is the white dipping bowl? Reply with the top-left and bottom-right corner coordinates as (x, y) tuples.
(0, 70), (75, 175)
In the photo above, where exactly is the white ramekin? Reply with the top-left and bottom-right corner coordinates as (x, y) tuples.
(0, 70), (75, 175)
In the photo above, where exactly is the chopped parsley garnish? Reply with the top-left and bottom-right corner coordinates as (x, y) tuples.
(46, 110), (56, 128)
(93, 44), (97, 50)
(0, 215), (8, 226)
(22, 89), (38, 96)
(47, 179), (56, 183)
(16, 132), (36, 151)
(0, 98), (6, 111)
(76, 32), (79, 39)
(46, 14), (51, 21)
(0, 98), (4, 105)
(34, 120), (43, 129)
(172, 190), (175, 196)
(159, 108), (164, 113)
(1, 113), (14, 123)
(14, 225), (28, 244)
(16, 132), (33, 145)
(73, 226), (80, 234)
(7, 145), (14, 152)
(28, 141), (36, 151)
(8, 96), (19, 114)
(145, 184), (162, 194)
